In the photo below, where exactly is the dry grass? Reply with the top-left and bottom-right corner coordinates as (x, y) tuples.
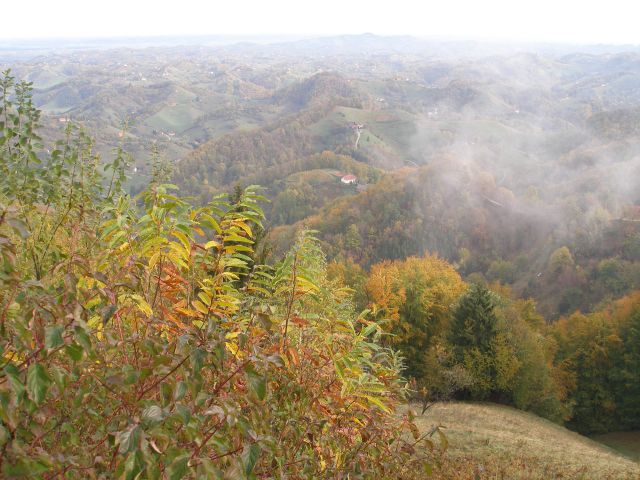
(593, 432), (640, 461)
(410, 402), (640, 479)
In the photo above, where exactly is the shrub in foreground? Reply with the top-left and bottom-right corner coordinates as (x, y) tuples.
(0, 72), (437, 478)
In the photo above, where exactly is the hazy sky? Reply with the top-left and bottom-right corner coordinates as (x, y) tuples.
(3, 0), (639, 45)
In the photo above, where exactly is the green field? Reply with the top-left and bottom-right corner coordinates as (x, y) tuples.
(285, 168), (338, 185)
(146, 104), (202, 133)
(27, 68), (68, 90)
(309, 106), (417, 161)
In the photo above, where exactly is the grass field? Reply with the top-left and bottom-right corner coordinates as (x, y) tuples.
(412, 402), (640, 479)
(27, 68), (68, 90)
(285, 168), (338, 185)
(308, 106), (417, 164)
(146, 104), (202, 133)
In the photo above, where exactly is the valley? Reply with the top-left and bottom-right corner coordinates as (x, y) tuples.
(4, 38), (639, 318)
(2, 33), (640, 478)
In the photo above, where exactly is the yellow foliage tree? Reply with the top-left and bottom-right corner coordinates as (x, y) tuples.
(366, 254), (466, 378)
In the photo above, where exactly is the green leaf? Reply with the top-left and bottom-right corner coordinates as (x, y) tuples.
(101, 305), (117, 325)
(142, 405), (164, 425)
(124, 451), (145, 480)
(364, 395), (391, 413)
(245, 368), (266, 401)
(174, 381), (187, 401)
(65, 343), (84, 361)
(175, 404), (191, 425)
(26, 363), (51, 405)
(167, 455), (189, 480)
(50, 365), (67, 390)
(5, 364), (25, 399)
(242, 443), (260, 476)
(45, 325), (64, 349)
(362, 323), (379, 338)
(74, 326), (92, 352)
(190, 348), (206, 373)
(118, 425), (141, 454)
(7, 218), (29, 239)
(224, 234), (253, 244)
(4, 458), (51, 477)
(200, 214), (222, 234)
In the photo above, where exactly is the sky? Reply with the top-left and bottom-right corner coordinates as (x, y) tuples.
(3, 0), (640, 45)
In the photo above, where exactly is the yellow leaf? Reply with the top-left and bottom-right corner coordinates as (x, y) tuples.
(201, 214), (222, 234)
(225, 341), (240, 356)
(234, 221), (253, 237)
(192, 300), (209, 315)
(84, 296), (102, 310)
(334, 450), (342, 468)
(193, 320), (204, 329)
(204, 240), (220, 250)
(148, 251), (161, 269)
(364, 395), (391, 413)
(131, 294), (153, 317)
(172, 230), (191, 252)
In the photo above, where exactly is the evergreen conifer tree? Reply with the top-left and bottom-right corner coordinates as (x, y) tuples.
(449, 283), (499, 356)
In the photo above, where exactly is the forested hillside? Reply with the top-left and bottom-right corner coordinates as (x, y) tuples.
(272, 159), (640, 317)
(3, 33), (640, 478)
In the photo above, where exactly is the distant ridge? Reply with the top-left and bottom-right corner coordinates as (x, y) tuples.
(3, 34), (640, 63)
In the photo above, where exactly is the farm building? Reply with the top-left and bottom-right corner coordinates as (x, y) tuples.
(341, 174), (358, 185)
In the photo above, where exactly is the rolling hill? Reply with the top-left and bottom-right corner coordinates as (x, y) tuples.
(4, 37), (640, 318)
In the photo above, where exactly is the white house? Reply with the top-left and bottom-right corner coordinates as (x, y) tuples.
(341, 174), (358, 185)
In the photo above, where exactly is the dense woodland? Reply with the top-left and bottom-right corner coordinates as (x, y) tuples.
(2, 33), (640, 477)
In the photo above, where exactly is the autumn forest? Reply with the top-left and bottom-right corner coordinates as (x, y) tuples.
(1, 30), (640, 479)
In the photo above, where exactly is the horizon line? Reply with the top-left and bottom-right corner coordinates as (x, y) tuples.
(1, 33), (639, 48)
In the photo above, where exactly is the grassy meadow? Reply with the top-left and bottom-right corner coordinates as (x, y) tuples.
(412, 402), (640, 479)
